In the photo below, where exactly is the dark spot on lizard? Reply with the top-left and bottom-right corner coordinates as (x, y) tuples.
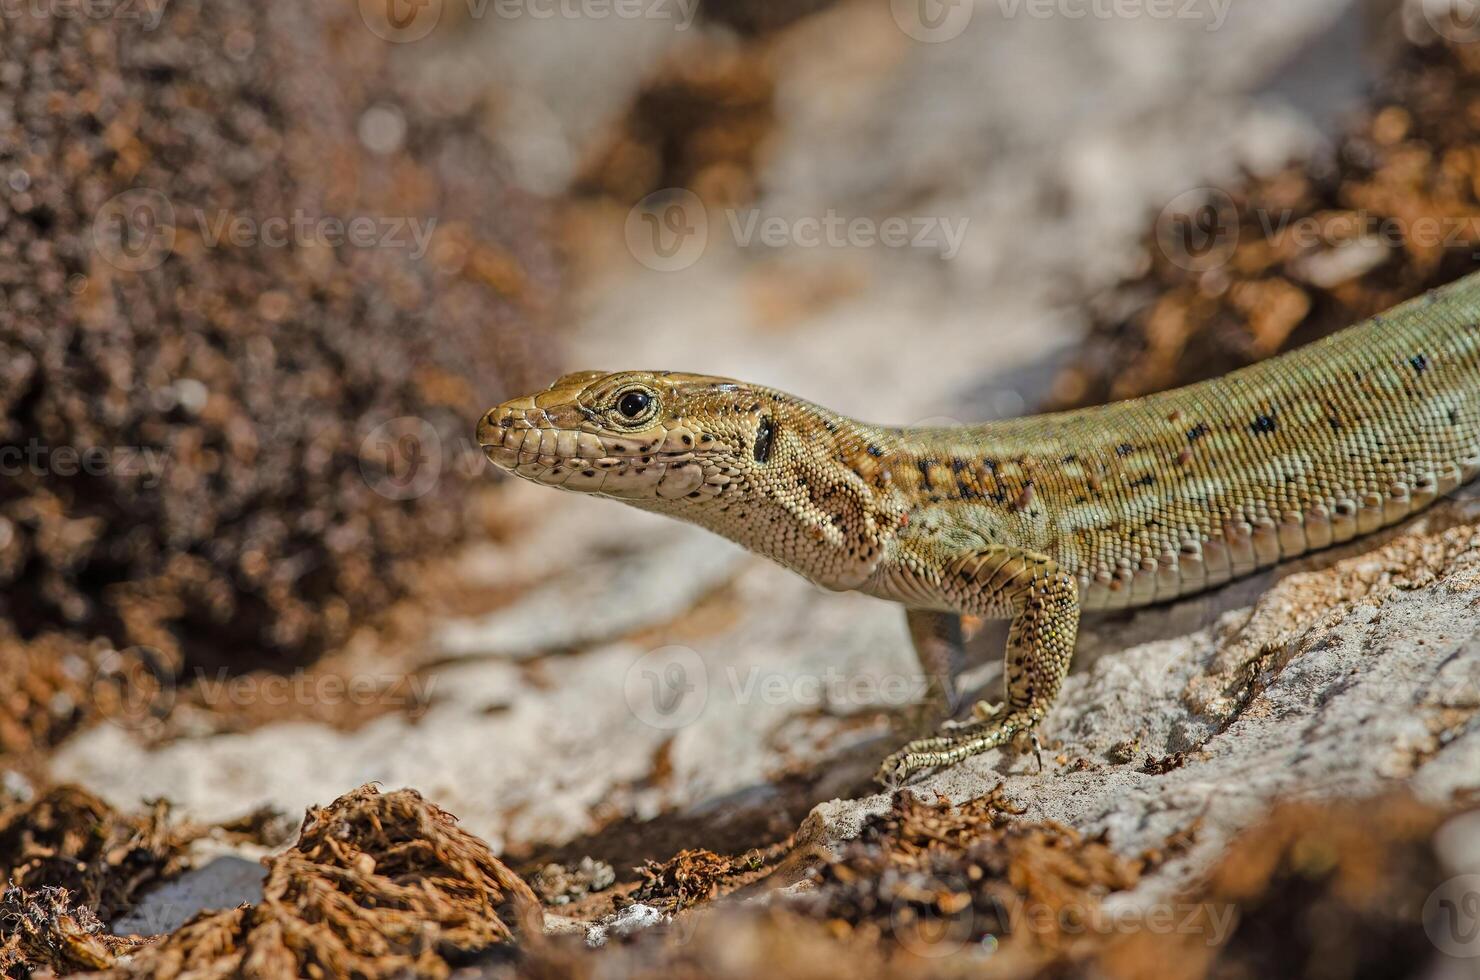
(1186, 423), (1209, 442)
(753, 416), (774, 463)
(582, 470), (595, 477)
(1251, 413), (1277, 435)
(867, 444), (884, 458)
(1450, 408), (1460, 425)
(1116, 443), (1134, 457)
(1129, 474), (1155, 488)
(950, 458), (968, 473)
(1410, 354), (1428, 374)
(1328, 417), (1342, 431)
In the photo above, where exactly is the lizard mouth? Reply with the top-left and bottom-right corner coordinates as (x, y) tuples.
(476, 401), (712, 500)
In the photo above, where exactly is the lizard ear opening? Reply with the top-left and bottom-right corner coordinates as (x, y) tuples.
(753, 416), (775, 463)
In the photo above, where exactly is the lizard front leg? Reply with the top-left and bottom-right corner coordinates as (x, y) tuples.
(880, 546), (1079, 783)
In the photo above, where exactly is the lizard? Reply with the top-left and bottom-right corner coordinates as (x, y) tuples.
(476, 272), (1480, 783)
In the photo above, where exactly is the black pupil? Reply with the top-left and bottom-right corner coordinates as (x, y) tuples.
(617, 391), (650, 418)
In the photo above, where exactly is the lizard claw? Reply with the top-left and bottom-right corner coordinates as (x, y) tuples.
(875, 750), (931, 788)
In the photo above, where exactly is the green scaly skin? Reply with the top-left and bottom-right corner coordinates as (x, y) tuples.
(477, 273), (1480, 783)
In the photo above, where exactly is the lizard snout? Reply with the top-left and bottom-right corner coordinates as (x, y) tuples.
(477, 397), (539, 468)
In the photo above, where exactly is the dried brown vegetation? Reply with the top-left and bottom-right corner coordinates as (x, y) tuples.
(1052, 34), (1480, 408)
(0, 0), (559, 681)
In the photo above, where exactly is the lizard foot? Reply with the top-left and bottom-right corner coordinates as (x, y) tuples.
(874, 708), (1041, 785)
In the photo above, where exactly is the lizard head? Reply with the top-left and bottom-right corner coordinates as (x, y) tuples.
(477, 370), (780, 505)
(478, 370), (903, 588)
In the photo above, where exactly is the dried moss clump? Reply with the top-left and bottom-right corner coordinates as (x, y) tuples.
(0, 1), (559, 672)
(799, 789), (1141, 957)
(106, 785), (543, 980)
(0, 885), (146, 978)
(1052, 33), (1480, 408)
(0, 785), (195, 923)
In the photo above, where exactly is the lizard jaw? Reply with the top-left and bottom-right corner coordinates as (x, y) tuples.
(476, 401), (713, 500)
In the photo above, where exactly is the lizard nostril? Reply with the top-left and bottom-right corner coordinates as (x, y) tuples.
(477, 410), (508, 449)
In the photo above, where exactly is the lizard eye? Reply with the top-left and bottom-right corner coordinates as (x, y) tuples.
(615, 389), (653, 420)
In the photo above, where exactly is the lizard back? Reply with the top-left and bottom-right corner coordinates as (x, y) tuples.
(892, 274), (1480, 610)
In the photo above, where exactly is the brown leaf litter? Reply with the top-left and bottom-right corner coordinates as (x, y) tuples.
(0, 885), (148, 979)
(632, 840), (791, 914)
(797, 788), (1141, 961)
(0, 785), (196, 923)
(514, 790), (1475, 980)
(102, 785), (543, 980)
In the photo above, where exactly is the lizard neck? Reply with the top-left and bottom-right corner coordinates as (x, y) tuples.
(644, 399), (914, 592)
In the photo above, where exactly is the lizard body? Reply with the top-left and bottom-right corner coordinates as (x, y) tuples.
(477, 272), (1480, 781)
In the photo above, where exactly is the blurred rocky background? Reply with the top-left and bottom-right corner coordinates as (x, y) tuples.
(5, 0), (1480, 977)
